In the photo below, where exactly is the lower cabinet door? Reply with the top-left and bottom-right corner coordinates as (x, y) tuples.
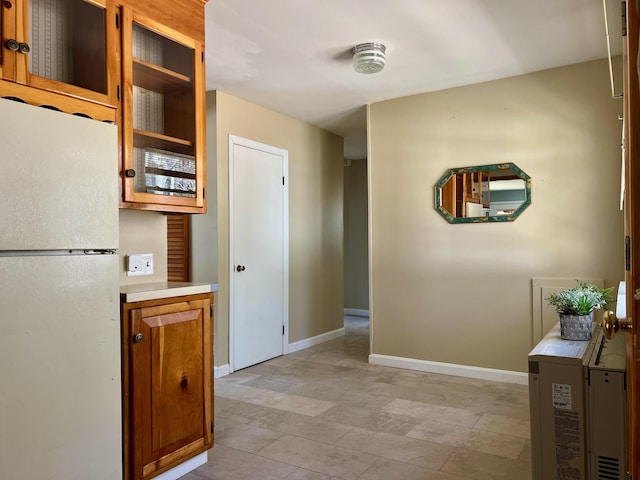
(127, 296), (213, 480)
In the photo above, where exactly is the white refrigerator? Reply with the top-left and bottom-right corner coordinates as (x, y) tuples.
(0, 99), (122, 479)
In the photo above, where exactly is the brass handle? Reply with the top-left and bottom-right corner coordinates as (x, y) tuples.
(601, 310), (632, 339)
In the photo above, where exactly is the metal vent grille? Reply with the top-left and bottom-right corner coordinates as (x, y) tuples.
(596, 455), (621, 480)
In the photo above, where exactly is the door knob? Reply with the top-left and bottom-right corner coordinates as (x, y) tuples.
(6, 39), (18, 51)
(236, 265), (245, 272)
(601, 310), (632, 339)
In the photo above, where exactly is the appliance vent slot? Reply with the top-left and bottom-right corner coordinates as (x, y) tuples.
(597, 455), (620, 480)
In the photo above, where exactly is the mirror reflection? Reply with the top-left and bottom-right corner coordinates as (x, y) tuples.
(434, 163), (531, 223)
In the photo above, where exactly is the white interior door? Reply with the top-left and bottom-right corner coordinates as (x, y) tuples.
(230, 135), (288, 371)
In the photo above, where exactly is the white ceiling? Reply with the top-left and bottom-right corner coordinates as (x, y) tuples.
(204, 0), (619, 159)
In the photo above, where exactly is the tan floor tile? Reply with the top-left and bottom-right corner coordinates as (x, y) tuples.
(283, 468), (342, 480)
(215, 382), (335, 416)
(362, 379), (481, 412)
(249, 408), (353, 444)
(264, 355), (305, 368)
(519, 439), (532, 463)
(257, 434), (378, 480)
(334, 426), (455, 470)
(285, 378), (378, 403)
(242, 374), (302, 393)
(214, 397), (275, 424)
(177, 474), (205, 480)
(356, 458), (438, 480)
(295, 349), (362, 368)
(426, 472), (474, 480)
(367, 379), (528, 420)
(319, 402), (421, 436)
(474, 412), (531, 439)
(198, 317), (534, 480)
(440, 448), (531, 480)
(407, 419), (526, 459)
(193, 444), (296, 480)
(382, 398), (481, 427)
(215, 371), (262, 385)
(259, 359), (350, 380)
(214, 417), (283, 453)
(479, 402), (531, 421)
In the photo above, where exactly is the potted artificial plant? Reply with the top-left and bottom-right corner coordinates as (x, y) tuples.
(546, 281), (614, 340)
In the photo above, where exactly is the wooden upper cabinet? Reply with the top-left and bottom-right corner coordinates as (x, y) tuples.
(0, 0), (208, 213)
(120, 8), (206, 213)
(0, 0), (118, 120)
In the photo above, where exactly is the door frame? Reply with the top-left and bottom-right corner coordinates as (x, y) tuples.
(624, 1), (639, 477)
(228, 134), (289, 373)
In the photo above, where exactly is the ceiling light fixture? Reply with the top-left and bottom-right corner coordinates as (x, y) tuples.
(352, 42), (386, 74)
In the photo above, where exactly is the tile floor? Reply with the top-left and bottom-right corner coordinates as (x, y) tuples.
(183, 316), (532, 480)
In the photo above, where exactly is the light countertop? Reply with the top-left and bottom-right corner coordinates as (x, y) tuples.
(120, 281), (218, 303)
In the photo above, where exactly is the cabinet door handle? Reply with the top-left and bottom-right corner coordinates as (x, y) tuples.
(18, 42), (30, 54)
(236, 265), (245, 272)
(125, 169), (136, 178)
(6, 39), (19, 52)
(133, 333), (144, 344)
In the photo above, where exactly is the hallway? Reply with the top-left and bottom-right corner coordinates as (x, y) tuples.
(184, 316), (531, 480)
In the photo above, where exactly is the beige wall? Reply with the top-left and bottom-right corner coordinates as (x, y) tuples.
(196, 91), (344, 367)
(368, 59), (624, 373)
(118, 209), (167, 285)
(191, 90), (219, 285)
(344, 159), (369, 310)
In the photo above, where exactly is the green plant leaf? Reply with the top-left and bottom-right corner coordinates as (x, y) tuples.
(546, 281), (615, 315)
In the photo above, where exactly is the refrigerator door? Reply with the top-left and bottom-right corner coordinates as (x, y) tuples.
(0, 254), (121, 480)
(0, 99), (118, 251)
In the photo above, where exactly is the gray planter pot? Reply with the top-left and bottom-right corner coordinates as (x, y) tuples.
(559, 313), (593, 341)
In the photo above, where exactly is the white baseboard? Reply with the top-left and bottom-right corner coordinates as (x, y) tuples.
(344, 308), (370, 317)
(368, 354), (528, 385)
(214, 364), (230, 378)
(288, 327), (345, 353)
(153, 452), (207, 480)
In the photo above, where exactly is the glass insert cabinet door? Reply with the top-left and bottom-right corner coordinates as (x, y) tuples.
(121, 9), (205, 210)
(1, 0), (116, 105)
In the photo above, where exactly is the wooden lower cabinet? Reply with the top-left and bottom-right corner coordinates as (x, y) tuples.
(121, 292), (214, 480)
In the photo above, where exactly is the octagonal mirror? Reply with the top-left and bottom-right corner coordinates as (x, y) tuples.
(434, 163), (531, 223)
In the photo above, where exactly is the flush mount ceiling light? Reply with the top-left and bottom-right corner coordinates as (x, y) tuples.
(352, 42), (386, 74)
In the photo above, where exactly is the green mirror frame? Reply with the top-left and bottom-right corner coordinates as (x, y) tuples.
(434, 163), (532, 223)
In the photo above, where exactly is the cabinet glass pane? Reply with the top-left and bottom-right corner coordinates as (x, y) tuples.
(28, 0), (107, 94)
(131, 23), (196, 198)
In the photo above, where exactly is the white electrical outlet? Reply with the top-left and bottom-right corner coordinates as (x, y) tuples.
(127, 253), (154, 276)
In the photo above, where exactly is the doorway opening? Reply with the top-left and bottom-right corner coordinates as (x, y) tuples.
(343, 158), (370, 350)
